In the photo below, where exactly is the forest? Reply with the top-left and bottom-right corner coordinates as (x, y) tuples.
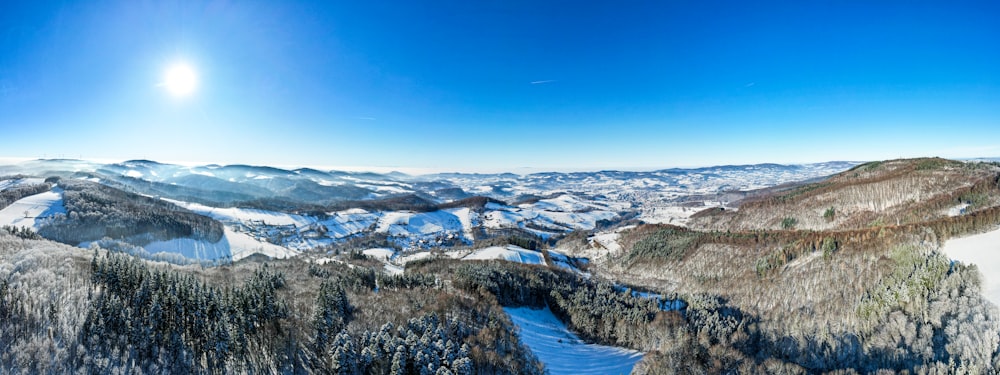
(36, 179), (224, 246)
(0, 235), (544, 374)
(6, 228), (998, 373)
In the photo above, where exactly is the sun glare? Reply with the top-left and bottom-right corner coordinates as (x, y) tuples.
(163, 63), (197, 97)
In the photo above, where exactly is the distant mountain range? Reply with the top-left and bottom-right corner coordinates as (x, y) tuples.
(0, 158), (860, 206)
(0, 158), (859, 263)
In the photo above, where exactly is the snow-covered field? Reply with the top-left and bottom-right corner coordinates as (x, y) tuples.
(0, 189), (66, 230)
(504, 306), (644, 375)
(463, 245), (546, 265)
(142, 227), (300, 262)
(166, 200), (315, 227)
(362, 247), (396, 260)
(220, 227), (301, 261)
(461, 245), (581, 272)
(362, 247), (404, 274)
(638, 205), (703, 225)
(941, 227), (1000, 306)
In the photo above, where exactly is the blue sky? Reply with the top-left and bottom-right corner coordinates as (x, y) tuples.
(1, 1), (998, 173)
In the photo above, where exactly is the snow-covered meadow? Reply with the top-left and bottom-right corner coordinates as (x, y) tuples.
(0, 189), (66, 230)
(504, 306), (644, 375)
(942, 227), (1000, 306)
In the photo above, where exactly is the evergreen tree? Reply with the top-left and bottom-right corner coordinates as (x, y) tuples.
(391, 345), (408, 375)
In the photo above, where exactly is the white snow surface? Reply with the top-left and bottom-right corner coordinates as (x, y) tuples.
(0, 188), (66, 230)
(167, 193), (620, 253)
(223, 228), (301, 260)
(504, 306), (643, 375)
(461, 245), (580, 272)
(143, 237), (232, 261)
(946, 203), (971, 217)
(376, 211), (464, 239)
(638, 205), (702, 225)
(362, 247), (397, 261)
(398, 251), (436, 263)
(361, 248), (406, 275)
(143, 227), (300, 262)
(590, 231), (624, 253)
(0, 177), (45, 191)
(166, 200), (314, 227)
(941, 227), (1000, 306)
(463, 245), (546, 265)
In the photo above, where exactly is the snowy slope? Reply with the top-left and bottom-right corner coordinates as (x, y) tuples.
(479, 195), (626, 238)
(0, 177), (45, 191)
(942, 227), (1000, 306)
(463, 245), (546, 265)
(139, 227), (300, 262)
(461, 245), (581, 272)
(504, 306), (643, 375)
(142, 236), (233, 261)
(362, 247), (396, 260)
(375, 211), (467, 240)
(222, 228), (301, 260)
(167, 199), (339, 251)
(0, 188), (66, 230)
(0, 188), (298, 262)
(362, 248), (405, 275)
(169, 192), (624, 252)
(165, 200), (314, 226)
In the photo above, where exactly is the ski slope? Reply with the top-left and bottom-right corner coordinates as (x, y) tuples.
(504, 306), (643, 375)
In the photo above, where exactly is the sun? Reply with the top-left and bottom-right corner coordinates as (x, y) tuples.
(163, 63), (197, 97)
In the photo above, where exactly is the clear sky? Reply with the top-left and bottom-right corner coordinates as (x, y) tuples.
(1, 1), (998, 173)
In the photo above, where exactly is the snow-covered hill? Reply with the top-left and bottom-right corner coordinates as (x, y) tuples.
(165, 192), (625, 253)
(1, 159), (859, 263)
(1, 159), (857, 213)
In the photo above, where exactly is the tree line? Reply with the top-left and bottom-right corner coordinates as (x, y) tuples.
(0, 181), (51, 211)
(37, 179), (224, 246)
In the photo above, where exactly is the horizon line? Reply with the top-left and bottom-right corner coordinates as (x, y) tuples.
(0, 155), (913, 176)
(4, 155), (998, 176)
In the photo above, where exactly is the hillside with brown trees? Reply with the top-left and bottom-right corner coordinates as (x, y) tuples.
(595, 158), (1000, 372)
(690, 158), (1000, 232)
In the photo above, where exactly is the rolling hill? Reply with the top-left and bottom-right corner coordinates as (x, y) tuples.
(689, 157), (1000, 232)
(589, 158), (1000, 372)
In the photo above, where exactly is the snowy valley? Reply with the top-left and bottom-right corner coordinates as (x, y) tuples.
(0, 158), (855, 264)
